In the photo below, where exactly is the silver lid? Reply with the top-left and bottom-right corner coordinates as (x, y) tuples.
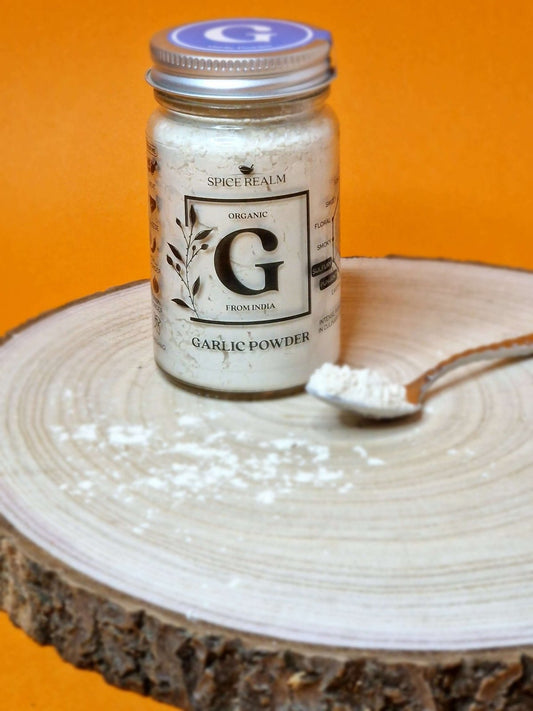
(146, 19), (335, 100)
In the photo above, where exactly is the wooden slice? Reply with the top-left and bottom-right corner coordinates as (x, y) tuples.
(1, 257), (533, 710)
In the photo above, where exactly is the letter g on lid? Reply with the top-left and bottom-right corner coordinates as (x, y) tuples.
(204, 23), (275, 44)
(168, 19), (316, 53)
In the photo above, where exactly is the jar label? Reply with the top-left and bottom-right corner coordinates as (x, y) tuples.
(147, 116), (340, 393)
(166, 193), (310, 326)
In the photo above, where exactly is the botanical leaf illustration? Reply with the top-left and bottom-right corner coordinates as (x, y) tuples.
(172, 297), (191, 310)
(168, 242), (184, 264)
(167, 207), (214, 319)
(194, 229), (213, 242)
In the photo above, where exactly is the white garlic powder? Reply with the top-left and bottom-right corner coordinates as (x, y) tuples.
(307, 363), (418, 418)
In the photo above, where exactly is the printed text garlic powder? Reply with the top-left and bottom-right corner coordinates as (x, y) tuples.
(146, 19), (340, 396)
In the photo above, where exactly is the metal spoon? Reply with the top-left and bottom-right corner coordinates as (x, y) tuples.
(306, 332), (533, 419)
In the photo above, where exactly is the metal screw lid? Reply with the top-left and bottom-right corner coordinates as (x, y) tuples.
(146, 18), (335, 101)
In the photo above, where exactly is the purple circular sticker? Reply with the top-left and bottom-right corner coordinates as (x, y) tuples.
(168, 19), (329, 54)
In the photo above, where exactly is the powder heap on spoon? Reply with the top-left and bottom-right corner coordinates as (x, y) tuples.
(306, 363), (419, 419)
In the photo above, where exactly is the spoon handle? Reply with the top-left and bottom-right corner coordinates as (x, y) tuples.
(406, 332), (533, 404)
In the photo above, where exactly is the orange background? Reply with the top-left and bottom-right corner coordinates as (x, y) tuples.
(1, 0), (532, 709)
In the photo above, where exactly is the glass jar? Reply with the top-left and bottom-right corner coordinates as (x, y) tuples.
(146, 19), (340, 397)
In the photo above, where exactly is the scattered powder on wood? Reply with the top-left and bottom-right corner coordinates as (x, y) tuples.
(47, 411), (385, 518)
